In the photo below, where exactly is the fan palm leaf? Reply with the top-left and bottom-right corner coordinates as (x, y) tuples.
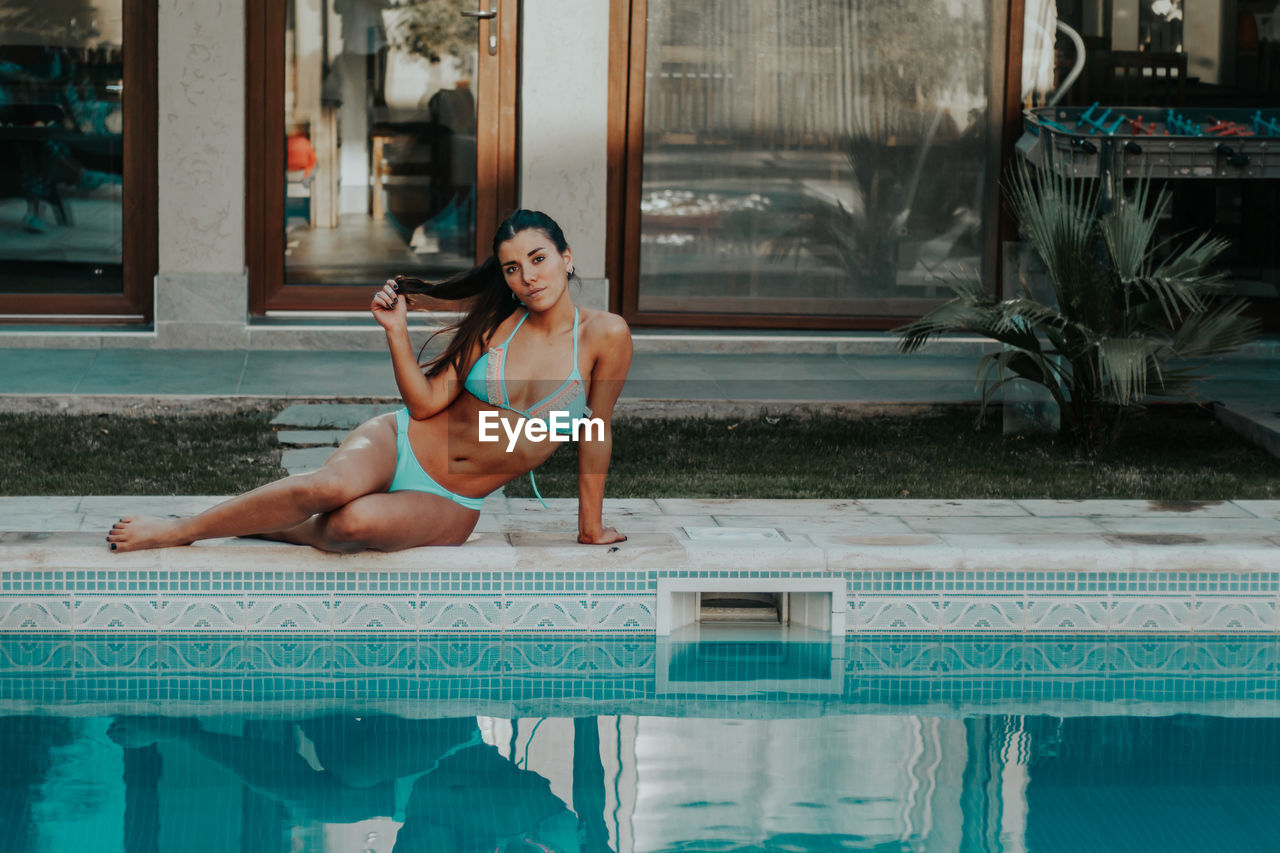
(895, 161), (1258, 451)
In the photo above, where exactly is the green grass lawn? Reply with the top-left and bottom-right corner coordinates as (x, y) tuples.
(507, 405), (1280, 501)
(2, 405), (1277, 500)
(0, 409), (286, 496)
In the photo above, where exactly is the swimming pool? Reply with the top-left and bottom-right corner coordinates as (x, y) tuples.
(2, 633), (1278, 851)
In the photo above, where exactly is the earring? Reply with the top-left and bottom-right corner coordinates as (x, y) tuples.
(510, 290), (521, 304)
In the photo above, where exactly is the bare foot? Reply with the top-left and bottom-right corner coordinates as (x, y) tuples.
(106, 516), (194, 552)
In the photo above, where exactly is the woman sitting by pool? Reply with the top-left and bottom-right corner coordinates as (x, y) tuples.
(107, 209), (632, 553)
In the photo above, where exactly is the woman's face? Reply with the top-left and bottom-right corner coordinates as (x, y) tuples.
(497, 228), (572, 311)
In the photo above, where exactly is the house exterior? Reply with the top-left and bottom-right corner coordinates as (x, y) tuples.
(1, 0), (1274, 348)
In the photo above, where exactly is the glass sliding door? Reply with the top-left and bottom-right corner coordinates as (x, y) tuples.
(622, 0), (1001, 326)
(249, 0), (518, 312)
(0, 0), (154, 320)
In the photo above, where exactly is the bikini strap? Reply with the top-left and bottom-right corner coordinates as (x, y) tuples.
(497, 309), (530, 348)
(528, 471), (549, 509)
(571, 307), (580, 367)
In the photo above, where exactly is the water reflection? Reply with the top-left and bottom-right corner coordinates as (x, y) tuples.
(102, 714), (598, 852)
(0, 2), (125, 294)
(636, 0), (993, 317)
(2, 710), (1280, 851)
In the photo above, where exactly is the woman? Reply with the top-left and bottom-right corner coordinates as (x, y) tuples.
(107, 210), (632, 553)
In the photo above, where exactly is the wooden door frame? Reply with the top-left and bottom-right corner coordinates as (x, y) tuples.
(247, 0), (519, 314)
(0, 0), (157, 323)
(606, 0), (1024, 329)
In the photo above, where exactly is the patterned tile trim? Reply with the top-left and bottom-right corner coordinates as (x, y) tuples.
(0, 636), (1275, 718)
(2, 566), (1279, 634)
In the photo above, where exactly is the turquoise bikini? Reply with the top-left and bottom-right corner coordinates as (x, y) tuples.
(388, 408), (487, 510)
(388, 307), (590, 508)
(463, 307), (590, 427)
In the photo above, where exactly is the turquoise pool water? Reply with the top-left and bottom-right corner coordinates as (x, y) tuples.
(1, 634), (1278, 852)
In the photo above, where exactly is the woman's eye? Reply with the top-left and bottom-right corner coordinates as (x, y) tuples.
(533, 256), (544, 264)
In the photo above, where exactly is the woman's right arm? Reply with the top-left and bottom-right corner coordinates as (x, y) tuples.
(372, 281), (461, 419)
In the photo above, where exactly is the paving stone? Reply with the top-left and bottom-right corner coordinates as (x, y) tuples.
(276, 429), (351, 447)
(655, 499), (867, 516)
(271, 403), (399, 429)
(713, 514), (913, 535)
(0, 496), (82, 513)
(78, 496), (227, 515)
(858, 499), (1030, 517)
(1016, 499), (1250, 518)
(1215, 404), (1280, 460)
(0, 512), (86, 532)
(1236, 501), (1280, 520)
(1097, 517), (1280, 536)
(901, 516), (1107, 535)
(281, 447), (336, 475)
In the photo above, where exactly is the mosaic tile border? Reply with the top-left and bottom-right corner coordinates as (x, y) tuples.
(0, 635), (1276, 718)
(2, 566), (1280, 633)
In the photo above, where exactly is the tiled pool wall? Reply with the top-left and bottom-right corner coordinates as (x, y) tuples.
(2, 565), (1280, 633)
(1, 635), (1277, 718)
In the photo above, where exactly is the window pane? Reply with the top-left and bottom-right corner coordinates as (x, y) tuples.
(284, 0), (479, 286)
(637, 0), (994, 318)
(1040, 2), (1280, 311)
(0, 2), (125, 295)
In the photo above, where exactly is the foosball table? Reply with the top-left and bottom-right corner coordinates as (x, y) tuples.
(1018, 104), (1280, 180)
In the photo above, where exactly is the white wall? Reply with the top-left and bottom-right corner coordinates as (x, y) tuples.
(518, 0), (611, 307)
(154, 0), (250, 348)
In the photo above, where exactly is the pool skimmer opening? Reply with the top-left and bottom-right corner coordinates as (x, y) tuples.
(657, 577), (847, 635)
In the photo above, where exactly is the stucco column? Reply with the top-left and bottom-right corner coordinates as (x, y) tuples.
(519, 0), (611, 310)
(154, 0), (250, 348)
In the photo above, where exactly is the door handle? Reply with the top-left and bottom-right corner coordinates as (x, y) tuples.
(460, 3), (499, 54)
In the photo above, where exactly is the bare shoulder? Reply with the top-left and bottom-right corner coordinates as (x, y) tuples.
(579, 307), (631, 347)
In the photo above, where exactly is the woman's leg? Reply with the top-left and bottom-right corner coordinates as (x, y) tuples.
(107, 414), (400, 552)
(271, 490), (482, 553)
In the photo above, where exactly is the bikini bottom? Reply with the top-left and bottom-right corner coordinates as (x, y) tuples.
(388, 408), (486, 511)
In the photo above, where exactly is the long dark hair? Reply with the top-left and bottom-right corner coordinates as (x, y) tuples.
(394, 209), (572, 378)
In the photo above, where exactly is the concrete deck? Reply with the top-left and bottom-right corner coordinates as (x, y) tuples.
(2, 496), (1278, 634)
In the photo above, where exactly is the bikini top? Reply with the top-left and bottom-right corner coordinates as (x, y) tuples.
(463, 307), (591, 507)
(463, 307), (591, 427)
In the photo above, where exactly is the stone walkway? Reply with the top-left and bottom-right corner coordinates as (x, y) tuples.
(2, 496), (1277, 634)
(5, 496), (1277, 569)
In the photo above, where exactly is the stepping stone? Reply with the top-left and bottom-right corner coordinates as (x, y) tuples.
(1215, 403), (1280, 461)
(276, 429), (350, 447)
(281, 447), (335, 475)
(683, 526), (784, 541)
(271, 404), (399, 430)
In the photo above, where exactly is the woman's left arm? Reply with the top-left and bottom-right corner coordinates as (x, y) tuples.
(577, 313), (633, 545)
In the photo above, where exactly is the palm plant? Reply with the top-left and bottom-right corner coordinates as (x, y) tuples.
(896, 164), (1260, 451)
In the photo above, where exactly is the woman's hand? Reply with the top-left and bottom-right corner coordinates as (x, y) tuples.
(579, 527), (627, 545)
(371, 280), (406, 331)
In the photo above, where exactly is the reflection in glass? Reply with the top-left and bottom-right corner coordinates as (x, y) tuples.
(637, 0), (993, 318)
(0, 2), (124, 294)
(284, 0), (479, 286)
